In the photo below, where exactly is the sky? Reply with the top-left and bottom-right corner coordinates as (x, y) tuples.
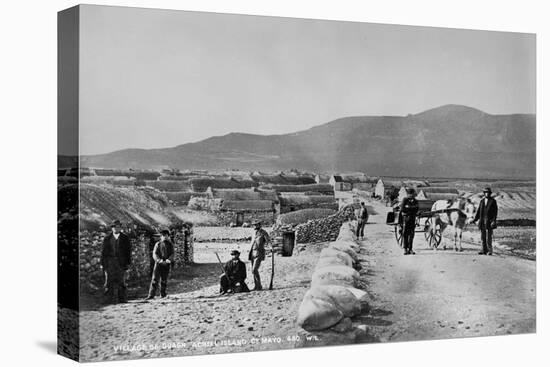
(76, 5), (536, 155)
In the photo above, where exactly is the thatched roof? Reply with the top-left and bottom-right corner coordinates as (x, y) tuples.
(164, 191), (209, 206)
(210, 188), (278, 202)
(76, 184), (175, 231)
(402, 180), (429, 188)
(279, 194), (337, 206)
(189, 177), (258, 192)
(379, 179), (403, 187)
(259, 183), (334, 194)
(251, 174), (316, 185)
(220, 200), (274, 211)
(145, 180), (191, 192)
(338, 173), (370, 183)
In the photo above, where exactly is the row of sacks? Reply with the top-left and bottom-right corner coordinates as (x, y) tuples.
(297, 221), (369, 332)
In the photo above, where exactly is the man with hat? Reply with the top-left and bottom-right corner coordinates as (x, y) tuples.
(399, 188), (419, 255)
(101, 220), (132, 303)
(355, 202), (369, 240)
(473, 187), (498, 255)
(219, 250), (250, 294)
(146, 229), (174, 299)
(248, 220), (269, 290)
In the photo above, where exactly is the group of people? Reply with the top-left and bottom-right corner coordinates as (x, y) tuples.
(355, 187), (499, 257)
(398, 187), (498, 256)
(100, 219), (270, 304)
(219, 220), (270, 294)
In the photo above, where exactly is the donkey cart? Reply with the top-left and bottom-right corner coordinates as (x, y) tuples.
(386, 200), (450, 249)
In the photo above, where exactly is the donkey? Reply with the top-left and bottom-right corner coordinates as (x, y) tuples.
(429, 197), (476, 251)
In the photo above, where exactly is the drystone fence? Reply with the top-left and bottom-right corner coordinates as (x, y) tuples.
(270, 205), (357, 255)
(295, 221), (370, 343)
(79, 226), (194, 293)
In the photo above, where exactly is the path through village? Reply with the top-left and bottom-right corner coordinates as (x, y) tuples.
(76, 201), (536, 362)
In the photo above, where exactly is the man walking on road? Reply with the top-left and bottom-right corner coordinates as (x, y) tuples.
(400, 188), (419, 255)
(101, 220), (132, 303)
(473, 187), (498, 255)
(356, 202), (369, 240)
(248, 221), (269, 291)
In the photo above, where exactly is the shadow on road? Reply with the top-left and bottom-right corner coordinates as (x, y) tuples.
(80, 262), (221, 311)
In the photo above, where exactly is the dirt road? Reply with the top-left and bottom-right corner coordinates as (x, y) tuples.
(357, 201), (536, 342)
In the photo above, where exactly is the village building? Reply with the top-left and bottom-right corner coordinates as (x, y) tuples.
(314, 173), (331, 184)
(259, 183), (334, 196)
(329, 173), (377, 191)
(278, 194), (338, 214)
(251, 172), (316, 186)
(374, 178), (404, 199)
(396, 180), (431, 201)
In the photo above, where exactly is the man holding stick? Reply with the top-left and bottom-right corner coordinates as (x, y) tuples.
(248, 221), (269, 291)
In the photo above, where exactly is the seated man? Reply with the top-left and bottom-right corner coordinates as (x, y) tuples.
(219, 250), (250, 294)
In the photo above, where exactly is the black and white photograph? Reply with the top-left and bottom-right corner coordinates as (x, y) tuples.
(55, 3), (539, 363)
(3, 1), (548, 366)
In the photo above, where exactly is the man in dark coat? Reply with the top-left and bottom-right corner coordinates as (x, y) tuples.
(400, 188), (419, 255)
(248, 221), (269, 291)
(219, 250), (250, 294)
(356, 202), (369, 240)
(146, 229), (174, 299)
(473, 187), (498, 255)
(101, 220), (132, 303)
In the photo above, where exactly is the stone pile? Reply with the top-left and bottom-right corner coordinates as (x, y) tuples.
(270, 205), (357, 252)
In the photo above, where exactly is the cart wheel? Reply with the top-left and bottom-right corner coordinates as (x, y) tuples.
(429, 227), (442, 248)
(424, 218), (431, 242)
(394, 224), (404, 248)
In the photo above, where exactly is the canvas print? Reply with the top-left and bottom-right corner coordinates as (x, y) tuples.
(57, 5), (536, 362)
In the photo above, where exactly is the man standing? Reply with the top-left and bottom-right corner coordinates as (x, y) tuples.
(248, 221), (269, 291)
(219, 250), (250, 294)
(400, 188), (419, 255)
(101, 220), (132, 303)
(473, 187), (498, 255)
(356, 202), (369, 240)
(146, 229), (174, 299)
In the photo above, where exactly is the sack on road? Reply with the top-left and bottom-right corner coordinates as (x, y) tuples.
(319, 248), (354, 267)
(329, 241), (359, 261)
(307, 285), (361, 317)
(312, 265), (360, 288)
(296, 296), (344, 331)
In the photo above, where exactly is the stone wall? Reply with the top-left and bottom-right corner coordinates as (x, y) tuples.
(79, 226), (194, 293)
(270, 205), (357, 253)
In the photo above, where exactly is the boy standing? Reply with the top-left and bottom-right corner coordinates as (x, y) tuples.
(146, 229), (174, 299)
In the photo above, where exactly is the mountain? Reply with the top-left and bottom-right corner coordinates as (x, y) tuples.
(80, 105), (536, 179)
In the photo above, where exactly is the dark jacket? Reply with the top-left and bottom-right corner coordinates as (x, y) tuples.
(474, 197), (498, 230)
(224, 259), (247, 283)
(249, 228), (269, 261)
(101, 232), (132, 270)
(357, 206), (369, 221)
(152, 239), (174, 262)
(400, 197), (419, 222)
